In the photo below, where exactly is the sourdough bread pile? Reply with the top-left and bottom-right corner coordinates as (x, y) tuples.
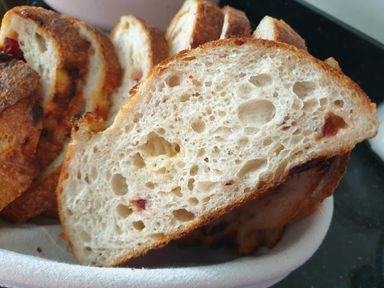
(0, 0), (378, 267)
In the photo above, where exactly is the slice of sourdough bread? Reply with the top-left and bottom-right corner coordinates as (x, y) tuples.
(1, 13), (121, 222)
(0, 7), (90, 167)
(187, 15), (346, 252)
(58, 38), (377, 266)
(108, 15), (168, 123)
(253, 15), (307, 51)
(220, 6), (251, 39)
(0, 58), (42, 210)
(165, 0), (223, 56)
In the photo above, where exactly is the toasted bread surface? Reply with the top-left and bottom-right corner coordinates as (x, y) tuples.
(0, 59), (42, 210)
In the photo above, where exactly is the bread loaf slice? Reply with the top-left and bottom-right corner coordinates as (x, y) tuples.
(165, 0), (223, 56)
(1, 13), (121, 222)
(0, 58), (42, 210)
(58, 39), (377, 266)
(0, 7), (90, 166)
(253, 15), (307, 51)
(108, 15), (168, 123)
(220, 6), (251, 39)
(187, 16), (345, 252)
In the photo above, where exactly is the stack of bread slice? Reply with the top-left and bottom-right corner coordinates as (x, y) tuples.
(0, 1), (378, 268)
(0, 6), (122, 222)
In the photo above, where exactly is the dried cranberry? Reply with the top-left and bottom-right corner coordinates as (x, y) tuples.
(225, 180), (235, 186)
(3, 38), (24, 61)
(131, 69), (143, 82)
(133, 199), (147, 210)
(322, 113), (347, 137)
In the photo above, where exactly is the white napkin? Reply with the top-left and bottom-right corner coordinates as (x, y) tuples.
(0, 198), (333, 288)
(369, 102), (384, 160)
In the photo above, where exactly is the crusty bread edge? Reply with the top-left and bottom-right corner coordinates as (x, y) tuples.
(65, 16), (122, 120)
(220, 6), (251, 39)
(110, 15), (169, 69)
(58, 38), (377, 266)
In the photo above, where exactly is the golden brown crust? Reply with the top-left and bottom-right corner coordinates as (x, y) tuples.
(58, 38), (377, 266)
(272, 19), (307, 51)
(221, 6), (251, 38)
(292, 153), (350, 221)
(0, 59), (42, 112)
(147, 26), (170, 68)
(190, 0), (223, 49)
(0, 60), (42, 211)
(64, 16), (122, 120)
(7, 7), (90, 75)
(1, 166), (60, 222)
(1, 7), (91, 222)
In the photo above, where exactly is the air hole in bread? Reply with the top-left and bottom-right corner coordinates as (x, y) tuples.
(76, 171), (81, 180)
(187, 178), (195, 191)
(303, 99), (318, 112)
(172, 209), (195, 222)
(151, 233), (165, 241)
(191, 119), (205, 133)
(157, 128), (166, 135)
(188, 197), (199, 205)
(197, 181), (216, 193)
(166, 74), (181, 87)
(132, 221), (145, 231)
(237, 100), (275, 126)
(238, 137), (249, 146)
(145, 182), (155, 189)
(189, 165), (199, 176)
(319, 98), (328, 106)
(202, 196), (211, 204)
(66, 208), (73, 216)
(83, 246), (92, 253)
(171, 186), (182, 197)
(84, 174), (90, 184)
(34, 32), (46, 53)
(262, 137), (273, 146)
(244, 127), (259, 135)
(180, 94), (190, 102)
(249, 73), (272, 87)
(132, 153), (145, 169)
(197, 148), (205, 157)
(238, 83), (253, 97)
(111, 174), (128, 195)
(334, 99), (344, 107)
(237, 159), (267, 178)
(90, 166), (98, 179)
(80, 231), (91, 242)
(214, 126), (232, 136)
(115, 205), (132, 219)
(293, 81), (316, 99)
(272, 144), (285, 154)
(140, 133), (180, 157)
